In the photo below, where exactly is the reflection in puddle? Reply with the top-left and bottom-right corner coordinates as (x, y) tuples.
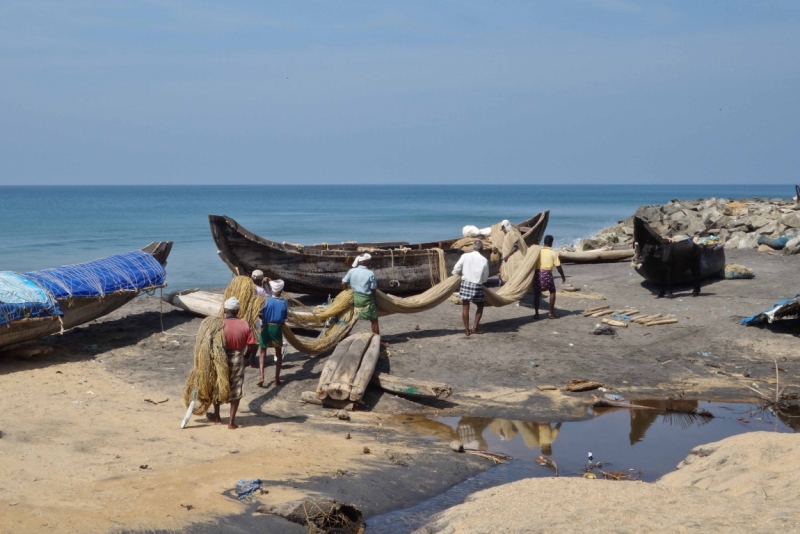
(369, 401), (796, 534)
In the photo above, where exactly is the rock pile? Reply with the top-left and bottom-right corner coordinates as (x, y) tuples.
(576, 197), (800, 255)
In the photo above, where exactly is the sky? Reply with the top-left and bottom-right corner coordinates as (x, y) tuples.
(1, 1), (799, 185)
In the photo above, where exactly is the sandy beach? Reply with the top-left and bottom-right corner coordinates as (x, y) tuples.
(1, 245), (797, 533)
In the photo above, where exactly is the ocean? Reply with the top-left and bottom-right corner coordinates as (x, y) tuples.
(0, 185), (793, 291)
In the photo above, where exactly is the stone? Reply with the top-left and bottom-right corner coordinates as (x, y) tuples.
(724, 236), (741, 250)
(577, 238), (601, 252)
(702, 206), (724, 225)
(757, 244), (776, 252)
(737, 233), (759, 249)
(780, 212), (800, 228)
(756, 220), (778, 236)
(685, 221), (707, 237)
(724, 201), (749, 216)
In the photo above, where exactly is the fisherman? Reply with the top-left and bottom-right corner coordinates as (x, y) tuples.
(532, 235), (566, 319)
(207, 297), (256, 429)
(342, 254), (388, 348)
(452, 240), (490, 336)
(258, 280), (288, 387)
(251, 269), (271, 297)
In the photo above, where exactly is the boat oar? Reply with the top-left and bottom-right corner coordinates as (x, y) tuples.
(181, 389), (197, 429)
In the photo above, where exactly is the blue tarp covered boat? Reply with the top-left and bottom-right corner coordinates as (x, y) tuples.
(0, 242), (172, 349)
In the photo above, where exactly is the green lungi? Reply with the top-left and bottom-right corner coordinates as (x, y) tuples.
(353, 292), (378, 321)
(259, 323), (283, 349)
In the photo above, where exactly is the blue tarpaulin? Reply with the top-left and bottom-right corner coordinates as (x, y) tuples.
(0, 272), (61, 327)
(0, 251), (166, 328)
(741, 294), (800, 326)
(24, 251), (166, 300)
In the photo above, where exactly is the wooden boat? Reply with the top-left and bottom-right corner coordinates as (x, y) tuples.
(633, 218), (724, 285)
(209, 212), (549, 295)
(0, 242), (172, 350)
(558, 249), (634, 264)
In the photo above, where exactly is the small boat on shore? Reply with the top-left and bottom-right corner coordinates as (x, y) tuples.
(209, 212), (549, 295)
(632, 218), (725, 285)
(0, 242), (172, 350)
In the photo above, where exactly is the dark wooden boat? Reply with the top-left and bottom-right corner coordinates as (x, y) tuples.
(209, 212), (549, 295)
(633, 217), (724, 285)
(0, 242), (172, 350)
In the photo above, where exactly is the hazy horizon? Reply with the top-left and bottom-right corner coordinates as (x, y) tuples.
(1, 1), (798, 186)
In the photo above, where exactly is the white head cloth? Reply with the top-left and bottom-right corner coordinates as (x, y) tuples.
(501, 219), (511, 230)
(269, 279), (285, 293)
(251, 269), (264, 280)
(223, 297), (240, 311)
(352, 253), (372, 268)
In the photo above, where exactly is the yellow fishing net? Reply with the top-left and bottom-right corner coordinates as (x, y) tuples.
(183, 316), (230, 414)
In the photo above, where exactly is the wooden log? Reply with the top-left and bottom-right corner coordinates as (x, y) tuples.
(370, 373), (453, 399)
(326, 333), (372, 400)
(591, 309), (615, 318)
(633, 314), (660, 324)
(300, 391), (355, 411)
(645, 318), (678, 326)
(601, 318), (628, 328)
(558, 249), (634, 264)
(162, 289), (223, 317)
(349, 335), (381, 402)
(584, 305), (609, 315)
(614, 309), (638, 316)
(316, 336), (356, 400)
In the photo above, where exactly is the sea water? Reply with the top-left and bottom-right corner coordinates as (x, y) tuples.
(0, 184), (792, 290)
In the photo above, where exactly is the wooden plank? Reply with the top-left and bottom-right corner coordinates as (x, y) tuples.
(300, 391), (355, 411)
(349, 335), (381, 402)
(316, 336), (356, 400)
(601, 318), (628, 328)
(369, 373), (452, 399)
(645, 318), (678, 326)
(326, 333), (371, 401)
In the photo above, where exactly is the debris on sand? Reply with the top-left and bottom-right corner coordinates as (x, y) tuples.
(235, 478), (262, 500)
(565, 379), (604, 392)
(537, 455), (559, 476)
(257, 497), (365, 534)
(722, 264), (755, 279)
(449, 440), (464, 453)
(593, 324), (616, 336)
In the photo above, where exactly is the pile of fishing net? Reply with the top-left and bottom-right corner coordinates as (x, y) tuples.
(183, 316), (230, 414)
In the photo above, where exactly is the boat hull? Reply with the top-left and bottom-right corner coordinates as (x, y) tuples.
(209, 213), (548, 296)
(0, 242), (172, 350)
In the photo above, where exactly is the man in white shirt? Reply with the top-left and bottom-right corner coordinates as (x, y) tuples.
(251, 270), (271, 297)
(452, 240), (490, 336)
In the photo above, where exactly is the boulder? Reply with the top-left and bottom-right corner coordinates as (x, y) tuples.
(747, 215), (770, 230)
(685, 221), (707, 237)
(724, 201), (749, 216)
(757, 244), (776, 252)
(737, 233), (759, 249)
(724, 236), (741, 250)
(780, 212), (800, 229)
(701, 206), (724, 226)
(755, 220), (778, 236)
(783, 235), (800, 255)
(577, 238), (601, 252)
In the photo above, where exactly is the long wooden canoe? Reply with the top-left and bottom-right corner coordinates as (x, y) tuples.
(0, 242), (172, 350)
(209, 212), (549, 295)
(633, 218), (724, 285)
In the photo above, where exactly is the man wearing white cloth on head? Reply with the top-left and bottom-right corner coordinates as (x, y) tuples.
(258, 280), (288, 387)
(251, 270), (271, 297)
(342, 254), (389, 348)
(452, 240), (490, 336)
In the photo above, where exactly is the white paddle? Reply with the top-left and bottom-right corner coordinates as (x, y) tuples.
(181, 389), (197, 429)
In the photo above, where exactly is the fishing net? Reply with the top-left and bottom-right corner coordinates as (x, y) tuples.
(183, 316), (230, 414)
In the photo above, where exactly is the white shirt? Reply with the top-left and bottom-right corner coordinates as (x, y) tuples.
(452, 250), (489, 285)
(255, 284), (271, 297)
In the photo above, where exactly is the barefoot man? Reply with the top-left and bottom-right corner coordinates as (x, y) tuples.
(342, 254), (389, 348)
(258, 279), (288, 387)
(453, 240), (489, 336)
(532, 235), (566, 319)
(208, 297), (256, 429)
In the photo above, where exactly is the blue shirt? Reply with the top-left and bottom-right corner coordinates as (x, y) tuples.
(261, 296), (288, 324)
(342, 265), (377, 295)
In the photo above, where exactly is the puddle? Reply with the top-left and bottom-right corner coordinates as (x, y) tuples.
(368, 400), (797, 533)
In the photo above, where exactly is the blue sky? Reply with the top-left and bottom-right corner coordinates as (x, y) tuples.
(1, 1), (798, 185)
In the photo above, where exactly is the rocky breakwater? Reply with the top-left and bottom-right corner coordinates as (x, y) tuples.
(575, 197), (800, 255)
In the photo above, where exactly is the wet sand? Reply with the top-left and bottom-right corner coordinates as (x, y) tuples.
(0, 248), (797, 532)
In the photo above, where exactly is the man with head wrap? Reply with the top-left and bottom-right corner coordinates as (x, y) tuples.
(251, 270), (271, 297)
(342, 254), (388, 347)
(208, 297), (256, 429)
(258, 279), (288, 387)
(452, 240), (490, 336)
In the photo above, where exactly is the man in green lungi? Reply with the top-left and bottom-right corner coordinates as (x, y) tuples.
(342, 254), (388, 348)
(258, 279), (288, 387)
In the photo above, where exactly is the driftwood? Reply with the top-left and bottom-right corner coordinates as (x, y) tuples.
(591, 395), (657, 410)
(645, 318), (678, 326)
(585, 305), (609, 313)
(633, 314), (661, 324)
(370, 373), (453, 399)
(326, 333), (372, 401)
(300, 391), (355, 411)
(256, 497), (365, 533)
(565, 379), (604, 392)
(559, 249), (634, 264)
(316, 336), (355, 400)
(349, 335), (381, 402)
(601, 318), (628, 328)
(615, 309), (638, 316)
(591, 309), (615, 318)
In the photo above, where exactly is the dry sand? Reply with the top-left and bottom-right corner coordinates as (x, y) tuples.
(415, 432), (800, 533)
(0, 247), (797, 532)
